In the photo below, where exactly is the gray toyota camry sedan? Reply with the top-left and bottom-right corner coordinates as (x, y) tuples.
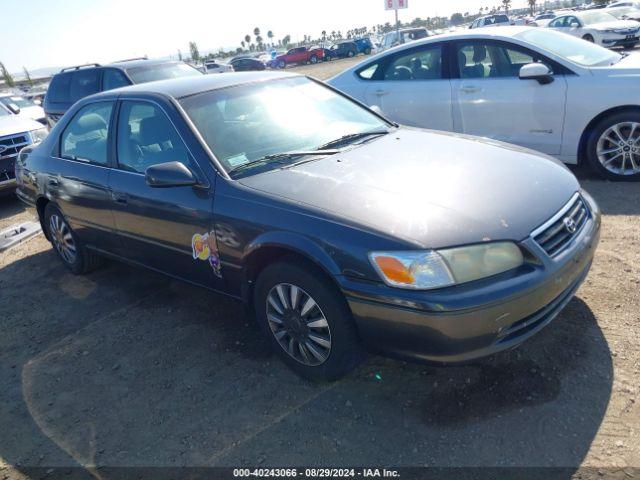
(15, 72), (600, 380)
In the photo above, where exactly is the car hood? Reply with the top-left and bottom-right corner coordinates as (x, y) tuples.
(0, 115), (42, 137)
(590, 19), (639, 30)
(238, 129), (579, 249)
(593, 49), (640, 72)
(17, 105), (45, 121)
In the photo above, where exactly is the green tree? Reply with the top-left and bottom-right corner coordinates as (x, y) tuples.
(253, 27), (261, 46)
(502, 0), (511, 13)
(0, 62), (14, 87)
(189, 41), (200, 63)
(22, 66), (33, 86)
(528, 0), (536, 14)
(267, 30), (274, 46)
(244, 34), (251, 45)
(450, 12), (464, 25)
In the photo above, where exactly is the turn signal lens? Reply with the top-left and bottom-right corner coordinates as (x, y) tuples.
(372, 256), (415, 284)
(369, 251), (455, 290)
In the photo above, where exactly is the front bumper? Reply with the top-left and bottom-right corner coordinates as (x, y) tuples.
(339, 193), (601, 363)
(601, 33), (639, 47)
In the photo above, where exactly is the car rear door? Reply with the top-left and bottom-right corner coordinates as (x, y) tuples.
(450, 39), (568, 155)
(359, 42), (454, 131)
(52, 100), (119, 251)
(108, 98), (223, 289)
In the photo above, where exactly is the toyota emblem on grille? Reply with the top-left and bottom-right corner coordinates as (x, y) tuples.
(0, 145), (7, 154)
(563, 217), (577, 234)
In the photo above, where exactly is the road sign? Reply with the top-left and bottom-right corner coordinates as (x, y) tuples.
(385, 0), (408, 10)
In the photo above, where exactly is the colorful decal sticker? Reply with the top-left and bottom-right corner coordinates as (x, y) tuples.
(192, 231), (222, 278)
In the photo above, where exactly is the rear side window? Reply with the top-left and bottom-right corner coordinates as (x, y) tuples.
(116, 101), (191, 174)
(103, 69), (130, 91)
(69, 70), (100, 102)
(60, 102), (113, 165)
(48, 73), (73, 103)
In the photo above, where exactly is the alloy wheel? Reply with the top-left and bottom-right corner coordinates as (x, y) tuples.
(265, 283), (332, 366)
(49, 214), (77, 264)
(596, 121), (640, 176)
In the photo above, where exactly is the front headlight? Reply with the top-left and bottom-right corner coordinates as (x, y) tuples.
(29, 127), (48, 144)
(369, 242), (524, 290)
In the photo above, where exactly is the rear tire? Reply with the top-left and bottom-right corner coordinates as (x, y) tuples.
(348, 50), (355, 57)
(254, 259), (363, 381)
(44, 203), (103, 274)
(310, 55), (318, 64)
(585, 111), (640, 181)
(364, 48), (372, 55)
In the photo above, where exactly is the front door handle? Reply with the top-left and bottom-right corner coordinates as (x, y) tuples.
(460, 86), (480, 94)
(112, 191), (128, 204)
(374, 89), (389, 97)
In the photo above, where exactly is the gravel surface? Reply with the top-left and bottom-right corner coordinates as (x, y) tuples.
(0, 59), (638, 477)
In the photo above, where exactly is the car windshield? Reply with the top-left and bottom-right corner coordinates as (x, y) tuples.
(518, 28), (621, 66)
(607, 7), (635, 18)
(579, 11), (618, 24)
(125, 62), (202, 84)
(180, 76), (390, 177)
(0, 95), (36, 108)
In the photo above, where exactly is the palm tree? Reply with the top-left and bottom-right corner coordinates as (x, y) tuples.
(501, 0), (511, 13)
(241, 41), (245, 49)
(256, 35), (263, 50)
(528, 0), (536, 14)
(267, 30), (274, 47)
(244, 34), (251, 45)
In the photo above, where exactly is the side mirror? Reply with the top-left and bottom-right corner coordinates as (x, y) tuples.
(7, 103), (20, 115)
(570, 21), (580, 28)
(519, 63), (554, 85)
(145, 161), (198, 188)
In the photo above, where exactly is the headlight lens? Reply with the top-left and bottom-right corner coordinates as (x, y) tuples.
(30, 127), (48, 144)
(370, 242), (524, 290)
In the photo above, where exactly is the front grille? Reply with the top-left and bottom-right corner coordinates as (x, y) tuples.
(0, 133), (31, 161)
(533, 194), (589, 257)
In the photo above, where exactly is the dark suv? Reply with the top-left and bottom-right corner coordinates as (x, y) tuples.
(43, 59), (202, 127)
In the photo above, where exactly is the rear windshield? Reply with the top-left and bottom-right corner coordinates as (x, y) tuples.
(487, 15), (509, 23)
(48, 70), (100, 104)
(125, 62), (202, 84)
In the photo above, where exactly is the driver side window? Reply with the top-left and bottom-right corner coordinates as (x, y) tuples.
(382, 45), (443, 81)
(116, 101), (191, 174)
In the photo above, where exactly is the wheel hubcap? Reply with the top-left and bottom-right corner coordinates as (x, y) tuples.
(265, 283), (331, 366)
(597, 121), (640, 176)
(49, 214), (76, 264)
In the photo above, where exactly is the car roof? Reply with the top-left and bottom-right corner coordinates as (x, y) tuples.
(93, 71), (299, 100)
(110, 58), (181, 69)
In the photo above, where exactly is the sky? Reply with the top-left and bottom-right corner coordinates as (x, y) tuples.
(0, 0), (528, 73)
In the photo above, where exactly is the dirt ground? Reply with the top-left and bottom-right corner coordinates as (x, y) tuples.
(0, 58), (639, 478)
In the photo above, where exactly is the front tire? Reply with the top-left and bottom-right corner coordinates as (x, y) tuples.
(583, 34), (594, 43)
(254, 260), (363, 381)
(310, 55), (318, 64)
(277, 60), (286, 69)
(44, 203), (103, 273)
(585, 111), (640, 181)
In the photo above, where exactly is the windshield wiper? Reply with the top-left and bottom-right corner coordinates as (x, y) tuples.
(228, 150), (341, 176)
(317, 130), (390, 150)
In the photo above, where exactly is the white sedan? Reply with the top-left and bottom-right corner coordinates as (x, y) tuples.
(547, 11), (640, 48)
(329, 26), (640, 180)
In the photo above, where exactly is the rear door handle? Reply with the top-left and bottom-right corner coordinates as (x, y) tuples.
(374, 89), (389, 97)
(460, 86), (480, 94)
(112, 191), (128, 204)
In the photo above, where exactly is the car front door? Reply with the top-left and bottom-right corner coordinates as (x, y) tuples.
(450, 39), (568, 155)
(54, 100), (118, 251)
(360, 42), (453, 131)
(108, 99), (223, 289)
